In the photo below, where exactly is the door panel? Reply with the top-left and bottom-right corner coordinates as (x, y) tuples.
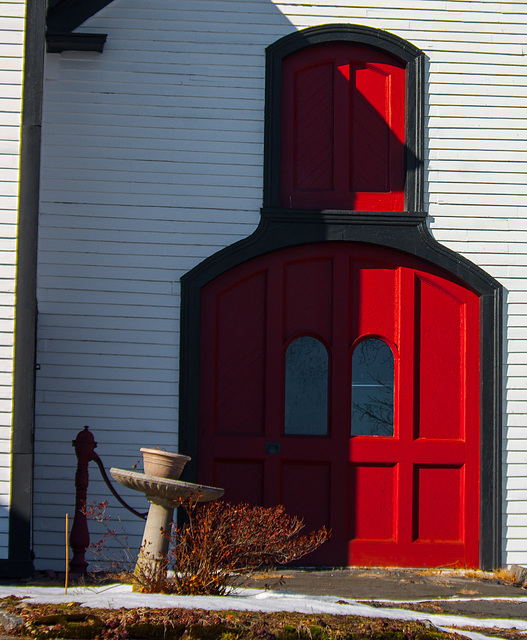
(284, 258), (333, 340)
(213, 459), (265, 505)
(281, 462), (331, 534)
(204, 270), (267, 437)
(349, 463), (396, 541)
(280, 44), (406, 210)
(417, 275), (464, 440)
(198, 243), (480, 567)
(415, 465), (463, 542)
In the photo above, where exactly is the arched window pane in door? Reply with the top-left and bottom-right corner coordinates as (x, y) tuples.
(285, 337), (328, 435)
(351, 338), (394, 437)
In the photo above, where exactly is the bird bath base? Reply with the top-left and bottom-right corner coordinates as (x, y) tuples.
(110, 468), (224, 591)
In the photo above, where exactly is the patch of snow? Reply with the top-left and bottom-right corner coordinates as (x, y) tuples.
(0, 584), (523, 640)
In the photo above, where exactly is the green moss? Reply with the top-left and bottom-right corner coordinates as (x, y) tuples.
(25, 613), (104, 639)
(280, 623), (329, 640)
(188, 623), (233, 640)
(126, 622), (186, 639)
(282, 624), (298, 637)
(218, 633), (240, 640)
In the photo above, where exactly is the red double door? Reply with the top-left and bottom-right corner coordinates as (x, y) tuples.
(198, 243), (480, 567)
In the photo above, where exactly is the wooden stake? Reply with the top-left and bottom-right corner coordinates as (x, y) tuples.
(65, 513), (69, 594)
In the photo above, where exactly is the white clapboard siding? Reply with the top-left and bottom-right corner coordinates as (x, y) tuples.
(0, 0), (26, 558)
(34, 0), (527, 568)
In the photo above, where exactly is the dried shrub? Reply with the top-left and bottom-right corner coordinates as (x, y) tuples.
(168, 500), (330, 595)
(86, 499), (329, 595)
(83, 500), (139, 578)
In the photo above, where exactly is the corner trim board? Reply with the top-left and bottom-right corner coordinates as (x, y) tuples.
(7, 0), (47, 577)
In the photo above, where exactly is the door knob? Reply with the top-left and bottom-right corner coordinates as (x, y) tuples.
(265, 441), (280, 455)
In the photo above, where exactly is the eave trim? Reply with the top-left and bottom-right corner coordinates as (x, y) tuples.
(46, 0), (116, 33)
(46, 0), (116, 52)
(46, 32), (107, 53)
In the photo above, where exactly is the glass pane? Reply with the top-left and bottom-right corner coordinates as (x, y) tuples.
(285, 337), (328, 435)
(351, 338), (394, 437)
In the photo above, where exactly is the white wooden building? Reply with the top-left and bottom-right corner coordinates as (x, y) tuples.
(2, 0), (527, 573)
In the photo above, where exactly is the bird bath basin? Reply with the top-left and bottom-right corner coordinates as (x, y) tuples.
(110, 467), (224, 590)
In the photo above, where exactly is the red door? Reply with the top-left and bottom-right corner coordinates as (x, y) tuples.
(198, 243), (480, 567)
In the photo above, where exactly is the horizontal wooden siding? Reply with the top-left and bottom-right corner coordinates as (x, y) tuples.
(35, 0), (527, 568)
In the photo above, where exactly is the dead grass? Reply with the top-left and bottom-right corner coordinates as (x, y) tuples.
(414, 568), (517, 583)
(456, 626), (527, 640)
(0, 600), (468, 640)
(463, 568), (517, 583)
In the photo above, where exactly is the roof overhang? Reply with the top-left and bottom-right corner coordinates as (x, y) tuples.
(46, 0), (116, 52)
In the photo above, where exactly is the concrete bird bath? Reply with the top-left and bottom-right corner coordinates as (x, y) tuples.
(110, 465), (224, 590)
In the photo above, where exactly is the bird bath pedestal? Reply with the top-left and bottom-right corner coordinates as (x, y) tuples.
(110, 467), (224, 590)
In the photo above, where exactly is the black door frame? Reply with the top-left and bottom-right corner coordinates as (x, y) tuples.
(179, 210), (503, 570)
(179, 25), (503, 570)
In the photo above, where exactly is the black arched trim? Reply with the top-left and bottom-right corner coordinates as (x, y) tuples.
(263, 24), (426, 212)
(179, 212), (503, 570)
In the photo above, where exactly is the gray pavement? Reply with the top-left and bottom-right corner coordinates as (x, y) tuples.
(244, 568), (527, 620)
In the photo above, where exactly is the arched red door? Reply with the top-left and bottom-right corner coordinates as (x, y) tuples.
(197, 243), (480, 567)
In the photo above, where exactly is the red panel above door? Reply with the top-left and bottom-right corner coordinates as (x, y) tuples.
(280, 44), (406, 211)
